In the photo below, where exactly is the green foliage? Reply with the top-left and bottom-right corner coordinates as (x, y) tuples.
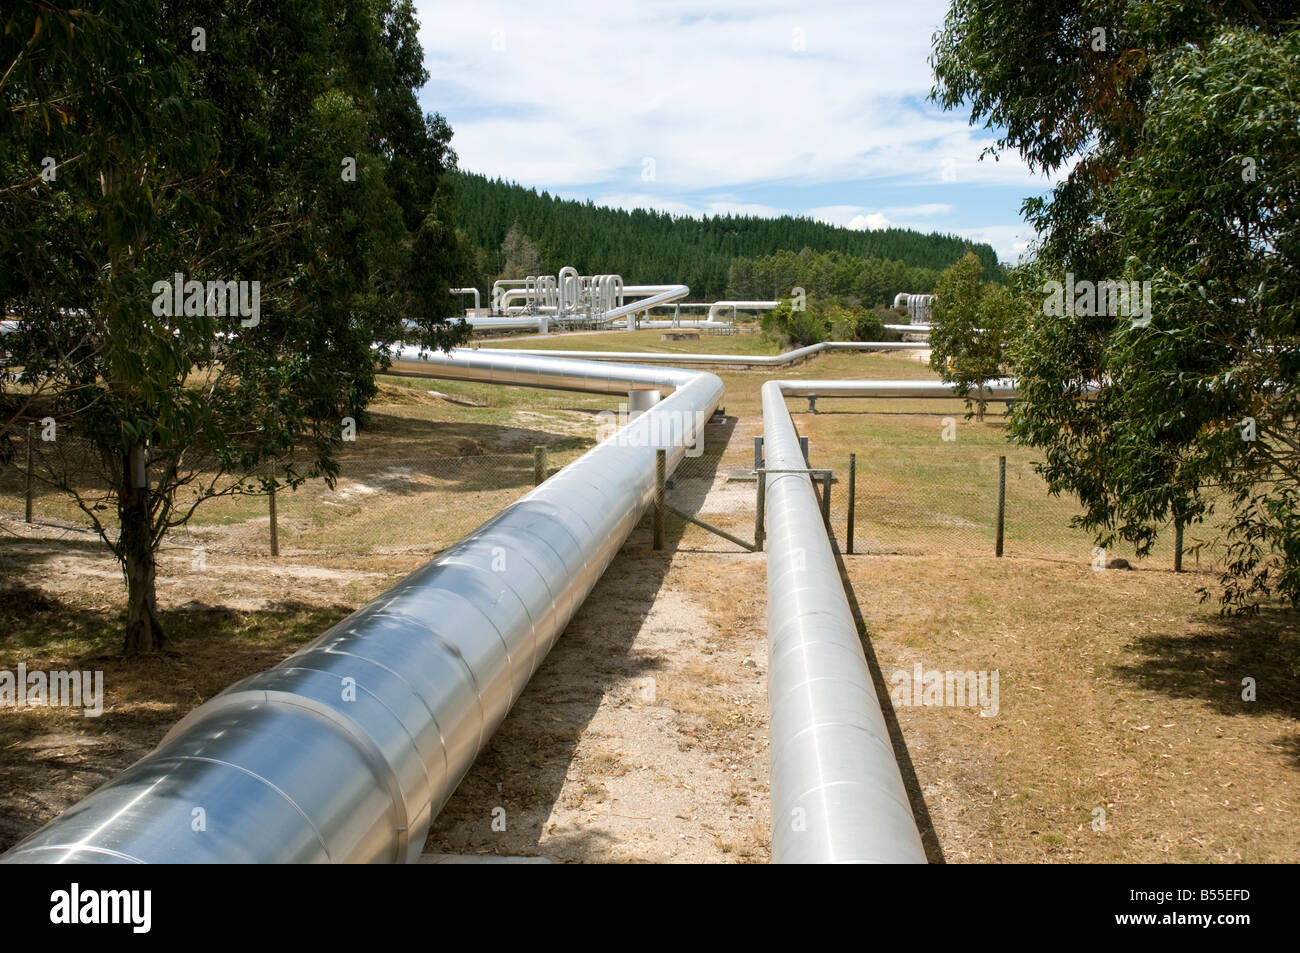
(450, 171), (1002, 298)
(761, 300), (824, 348)
(934, 1), (1300, 611)
(760, 296), (898, 349)
(724, 247), (981, 307)
(1, 0), (468, 650)
(928, 252), (1016, 411)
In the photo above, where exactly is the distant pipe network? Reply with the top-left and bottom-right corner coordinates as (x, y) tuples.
(893, 292), (935, 324)
(463, 269), (781, 334)
(451, 287), (481, 311)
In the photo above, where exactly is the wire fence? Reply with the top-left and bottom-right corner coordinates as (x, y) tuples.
(3, 422), (1222, 572)
(661, 432), (1219, 572)
(0, 425), (585, 559)
(814, 445), (1219, 571)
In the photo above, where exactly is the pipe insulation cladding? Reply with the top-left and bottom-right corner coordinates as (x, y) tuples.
(762, 378), (928, 863)
(1, 349), (723, 864)
(474, 341), (929, 367)
(760, 375), (1017, 863)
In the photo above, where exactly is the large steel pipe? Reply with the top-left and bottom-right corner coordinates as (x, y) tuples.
(3, 349), (723, 864)
(762, 379), (927, 863)
(707, 300), (778, 321)
(774, 378), (1017, 399)
(476, 341), (929, 367)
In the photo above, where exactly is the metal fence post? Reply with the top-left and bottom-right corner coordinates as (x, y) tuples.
(995, 455), (1006, 557)
(268, 464), (279, 557)
(24, 422), (34, 523)
(534, 445), (548, 485)
(799, 435), (809, 466)
(755, 471), (765, 551)
(847, 453), (856, 555)
(653, 448), (666, 551)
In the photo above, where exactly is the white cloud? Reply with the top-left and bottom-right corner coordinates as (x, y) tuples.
(945, 225), (1038, 265)
(414, 0), (1059, 261)
(812, 203), (953, 229)
(416, 1), (1058, 192)
(847, 212), (891, 230)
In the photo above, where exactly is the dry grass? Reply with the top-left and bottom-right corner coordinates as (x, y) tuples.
(0, 582), (357, 852)
(1, 337), (1295, 863)
(847, 553), (1299, 862)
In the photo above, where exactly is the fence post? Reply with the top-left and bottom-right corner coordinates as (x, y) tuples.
(995, 455), (1006, 557)
(820, 471), (832, 532)
(24, 422), (34, 523)
(847, 453), (856, 555)
(799, 435), (809, 466)
(1174, 519), (1184, 573)
(268, 464), (279, 557)
(753, 436), (763, 470)
(755, 471), (765, 551)
(534, 445), (548, 485)
(653, 448), (666, 551)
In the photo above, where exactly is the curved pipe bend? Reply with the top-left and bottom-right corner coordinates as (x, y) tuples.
(2, 348), (723, 864)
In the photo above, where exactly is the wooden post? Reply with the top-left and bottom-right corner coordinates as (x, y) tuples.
(847, 453), (856, 555)
(1174, 519), (1184, 573)
(653, 448), (666, 551)
(821, 472), (832, 531)
(995, 455), (1006, 558)
(534, 445), (548, 485)
(755, 472), (766, 552)
(268, 464), (279, 557)
(24, 422), (34, 523)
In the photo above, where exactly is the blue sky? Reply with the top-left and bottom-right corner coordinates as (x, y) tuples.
(414, 0), (1062, 266)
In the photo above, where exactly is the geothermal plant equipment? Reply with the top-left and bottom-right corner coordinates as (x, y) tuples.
(454, 267), (776, 333)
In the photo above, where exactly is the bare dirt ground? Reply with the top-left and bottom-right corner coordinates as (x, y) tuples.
(423, 541), (769, 862)
(2, 347), (1296, 862)
(0, 411), (774, 861)
(422, 413), (773, 861)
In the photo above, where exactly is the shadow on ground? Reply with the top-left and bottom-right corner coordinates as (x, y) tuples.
(423, 416), (733, 862)
(833, 548), (947, 864)
(1112, 605), (1300, 721)
(0, 587), (353, 852)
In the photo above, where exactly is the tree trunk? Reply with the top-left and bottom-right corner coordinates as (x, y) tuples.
(120, 442), (164, 655)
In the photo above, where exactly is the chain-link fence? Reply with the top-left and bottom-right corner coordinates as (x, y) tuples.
(0, 424), (587, 559)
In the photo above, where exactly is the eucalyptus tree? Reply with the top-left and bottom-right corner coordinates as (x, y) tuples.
(927, 252), (1016, 419)
(932, 1), (1299, 610)
(1, 0), (469, 652)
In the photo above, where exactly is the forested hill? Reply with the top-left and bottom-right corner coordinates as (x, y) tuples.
(451, 171), (1000, 299)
